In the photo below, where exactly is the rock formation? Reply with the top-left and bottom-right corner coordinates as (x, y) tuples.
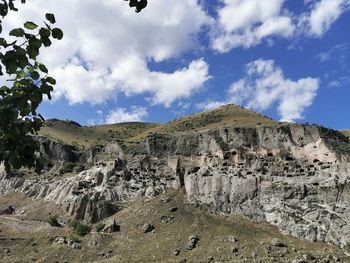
(1, 105), (350, 247)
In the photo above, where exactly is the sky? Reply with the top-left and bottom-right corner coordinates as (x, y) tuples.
(2, 0), (350, 129)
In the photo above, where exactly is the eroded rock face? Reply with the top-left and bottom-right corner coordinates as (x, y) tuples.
(1, 124), (350, 246)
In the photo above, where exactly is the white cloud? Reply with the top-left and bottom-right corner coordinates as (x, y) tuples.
(327, 80), (341, 88)
(211, 0), (350, 53)
(2, 0), (212, 106)
(200, 60), (320, 122)
(212, 0), (295, 52)
(307, 0), (350, 36)
(105, 107), (148, 124)
(317, 44), (348, 63)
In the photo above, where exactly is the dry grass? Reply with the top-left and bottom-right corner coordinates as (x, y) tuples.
(39, 119), (159, 148)
(0, 190), (347, 263)
(340, 130), (350, 139)
(39, 104), (280, 147)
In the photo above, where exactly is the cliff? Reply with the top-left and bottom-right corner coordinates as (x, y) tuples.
(1, 104), (350, 247)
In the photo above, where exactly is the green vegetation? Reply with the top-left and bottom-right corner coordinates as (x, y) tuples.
(0, 1), (147, 173)
(59, 162), (75, 175)
(39, 105), (280, 148)
(95, 222), (105, 233)
(39, 120), (159, 148)
(46, 215), (61, 227)
(68, 234), (81, 243)
(69, 219), (91, 236)
(0, 1), (63, 173)
(130, 104), (278, 141)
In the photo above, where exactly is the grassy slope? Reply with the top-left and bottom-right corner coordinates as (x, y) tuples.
(39, 104), (279, 147)
(0, 190), (347, 263)
(340, 130), (350, 139)
(39, 119), (159, 148)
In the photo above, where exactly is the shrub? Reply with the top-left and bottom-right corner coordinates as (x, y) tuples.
(47, 215), (61, 227)
(68, 234), (81, 243)
(69, 219), (91, 236)
(59, 162), (76, 174)
(95, 222), (105, 233)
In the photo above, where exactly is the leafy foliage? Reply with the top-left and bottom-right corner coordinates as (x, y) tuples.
(59, 162), (75, 175)
(0, 0), (63, 173)
(46, 215), (61, 227)
(0, 0), (146, 173)
(95, 222), (105, 233)
(125, 0), (148, 13)
(69, 219), (91, 236)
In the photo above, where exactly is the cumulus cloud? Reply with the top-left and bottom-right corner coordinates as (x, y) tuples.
(211, 0), (350, 52)
(212, 0), (295, 52)
(306, 0), (350, 37)
(200, 60), (320, 122)
(105, 106), (148, 124)
(2, 0), (212, 106)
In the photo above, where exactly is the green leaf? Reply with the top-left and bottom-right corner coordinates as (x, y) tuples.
(39, 28), (50, 38)
(17, 55), (28, 69)
(52, 28), (63, 40)
(28, 37), (42, 48)
(45, 13), (56, 24)
(39, 64), (48, 73)
(41, 36), (52, 47)
(46, 77), (56, 85)
(31, 71), (40, 80)
(24, 21), (38, 30)
(26, 45), (39, 59)
(41, 84), (53, 94)
(0, 38), (6, 46)
(9, 28), (25, 37)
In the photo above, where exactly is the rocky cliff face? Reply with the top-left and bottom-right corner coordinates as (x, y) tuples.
(1, 123), (350, 247)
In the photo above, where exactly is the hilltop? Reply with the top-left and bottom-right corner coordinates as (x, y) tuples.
(39, 104), (278, 148)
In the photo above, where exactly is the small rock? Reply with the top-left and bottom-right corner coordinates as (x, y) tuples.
(56, 237), (66, 244)
(161, 197), (171, 203)
(161, 215), (174, 224)
(228, 235), (238, 243)
(102, 219), (120, 233)
(232, 247), (239, 255)
(4, 249), (10, 254)
(0, 205), (15, 215)
(72, 243), (82, 249)
(142, 223), (155, 233)
(251, 251), (257, 257)
(207, 256), (214, 262)
(97, 252), (105, 257)
(271, 238), (286, 247)
(187, 235), (200, 250)
(169, 207), (178, 212)
(291, 259), (307, 263)
(174, 249), (181, 256)
(30, 240), (37, 246)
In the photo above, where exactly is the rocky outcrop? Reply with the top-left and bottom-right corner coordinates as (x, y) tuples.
(1, 124), (350, 246)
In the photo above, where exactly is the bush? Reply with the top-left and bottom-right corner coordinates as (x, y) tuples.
(59, 162), (76, 175)
(69, 219), (91, 236)
(95, 222), (105, 233)
(47, 215), (61, 227)
(68, 234), (80, 243)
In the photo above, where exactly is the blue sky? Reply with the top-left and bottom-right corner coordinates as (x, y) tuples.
(5, 0), (350, 129)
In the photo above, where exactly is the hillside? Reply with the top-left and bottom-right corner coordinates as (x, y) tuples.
(0, 190), (347, 263)
(39, 104), (279, 147)
(341, 130), (350, 139)
(2, 104), (350, 262)
(39, 119), (159, 148)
